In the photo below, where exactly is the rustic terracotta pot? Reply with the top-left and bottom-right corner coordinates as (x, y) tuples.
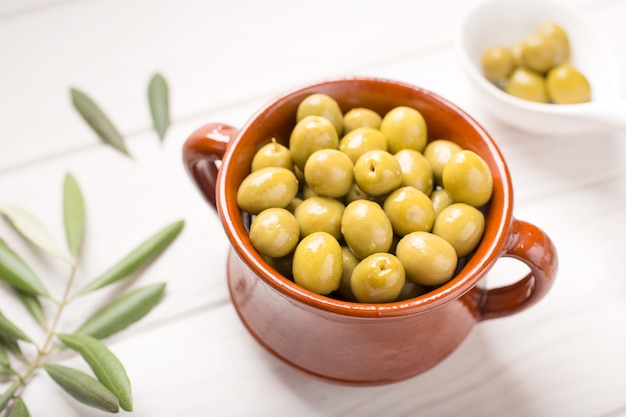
(182, 77), (558, 385)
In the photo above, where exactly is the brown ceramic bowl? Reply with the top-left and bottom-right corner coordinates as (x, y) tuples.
(183, 77), (558, 385)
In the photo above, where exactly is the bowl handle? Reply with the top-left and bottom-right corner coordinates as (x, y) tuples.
(182, 123), (239, 210)
(479, 218), (558, 321)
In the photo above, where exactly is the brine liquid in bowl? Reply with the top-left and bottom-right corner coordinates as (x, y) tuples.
(457, 0), (626, 134)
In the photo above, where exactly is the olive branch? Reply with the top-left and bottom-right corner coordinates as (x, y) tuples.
(0, 173), (184, 415)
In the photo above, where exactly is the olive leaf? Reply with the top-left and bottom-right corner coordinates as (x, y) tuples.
(75, 220), (183, 296)
(43, 364), (119, 413)
(57, 333), (132, 411)
(63, 173), (85, 260)
(0, 346), (13, 376)
(16, 290), (47, 330)
(148, 73), (170, 142)
(0, 345), (9, 366)
(70, 87), (131, 157)
(0, 379), (20, 411)
(0, 362), (13, 376)
(0, 311), (32, 343)
(0, 205), (71, 264)
(10, 397), (30, 417)
(0, 238), (50, 297)
(0, 334), (22, 359)
(76, 283), (166, 340)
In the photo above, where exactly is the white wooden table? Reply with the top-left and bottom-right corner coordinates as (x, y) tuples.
(1, 0), (625, 416)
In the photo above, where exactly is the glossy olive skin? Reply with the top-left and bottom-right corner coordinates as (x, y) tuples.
(343, 107), (382, 133)
(285, 197), (303, 213)
(237, 167), (299, 214)
(350, 253), (406, 303)
(344, 182), (375, 205)
(432, 203), (485, 258)
(339, 127), (388, 164)
(341, 199), (393, 259)
(546, 64), (591, 104)
(262, 254), (294, 280)
(442, 150), (493, 208)
(251, 138), (293, 172)
(380, 106), (428, 154)
(296, 93), (344, 136)
(250, 208), (300, 258)
(423, 139), (462, 186)
(481, 46), (514, 84)
(304, 149), (354, 198)
(430, 189), (453, 217)
(353, 150), (403, 197)
(396, 231), (458, 286)
(395, 280), (429, 301)
(337, 246), (360, 301)
(394, 149), (433, 195)
(292, 232), (343, 295)
(521, 32), (558, 74)
(505, 67), (549, 103)
(294, 196), (345, 240)
(482, 22), (590, 105)
(301, 183), (319, 200)
(289, 115), (339, 170)
(383, 186), (435, 236)
(510, 41), (524, 67)
(237, 94), (497, 304)
(538, 22), (570, 65)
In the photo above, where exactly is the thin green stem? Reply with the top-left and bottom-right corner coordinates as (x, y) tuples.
(0, 264), (78, 413)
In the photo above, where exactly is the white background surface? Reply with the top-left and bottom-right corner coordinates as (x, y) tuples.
(1, 0), (625, 416)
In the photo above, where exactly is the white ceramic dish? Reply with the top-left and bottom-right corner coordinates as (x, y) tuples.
(457, 0), (626, 135)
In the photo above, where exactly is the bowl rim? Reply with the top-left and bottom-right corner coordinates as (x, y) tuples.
(216, 76), (514, 318)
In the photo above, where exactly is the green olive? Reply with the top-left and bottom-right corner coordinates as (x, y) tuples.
(338, 127), (388, 163)
(353, 150), (402, 197)
(341, 199), (393, 259)
(304, 149), (354, 198)
(250, 208), (300, 258)
(294, 164), (305, 184)
(350, 253), (405, 303)
(344, 182), (375, 205)
(505, 67), (549, 103)
(521, 32), (557, 74)
(394, 149), (434, 195)
(289, 115), (339, 170)
(442, 150), (493, 208)
(430, 189), (453, 217)
(395, 231), (458, 286)
(343, 107), (382, 133)
(511, 41), (524, 68)
(251, 138), (293, 172)
(337, 246), (360, 301)
(294, 196), (345, 240)
(432, 203), (485, 257)
(285, 197), (304, 213)
(383, 186), (435, 236)
(296, 93), (344, 136)
(546, 63), (591, 104)
(423, 139), (462, 186)
(481, 46), (515, 84)
(237, 167), (299, 214)
(539, 22), (570, 65)
(292, 231), (342, 295)
(395, 280), (429, 301)
(262, 254), (294, 280)
(380, 106), (428, 154)
(301, 183), (319, 200)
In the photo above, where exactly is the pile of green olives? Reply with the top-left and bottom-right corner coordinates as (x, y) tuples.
(481, 22), (591, 104)
(237, 93), (493, 304)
